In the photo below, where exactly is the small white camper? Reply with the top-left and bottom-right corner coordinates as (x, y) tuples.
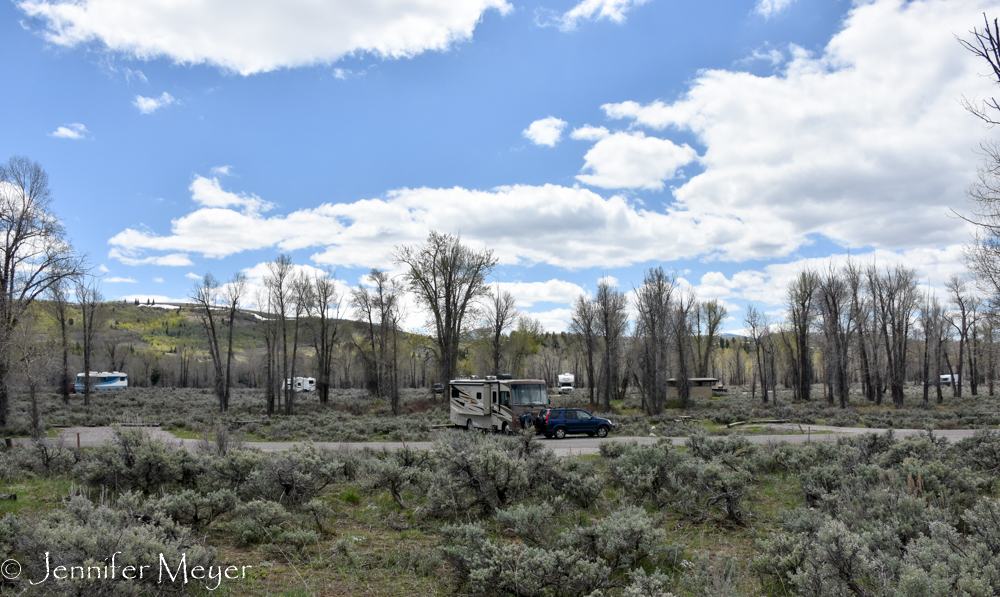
(282, 377), (317, 393)
(557, 373), (575, 394)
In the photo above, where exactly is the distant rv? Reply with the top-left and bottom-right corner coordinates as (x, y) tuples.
(74, 371), (128, 392)
(282, 377), (316, 393)
(939, 374), (960, 387)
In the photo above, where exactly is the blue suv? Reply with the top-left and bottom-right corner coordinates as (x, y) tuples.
(535, 408), (614, 439)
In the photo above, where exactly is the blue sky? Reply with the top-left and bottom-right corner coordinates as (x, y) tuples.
(1, 0), (995, 331)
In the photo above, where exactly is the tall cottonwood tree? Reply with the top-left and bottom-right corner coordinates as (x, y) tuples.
(817, 263), (862, 409)
(946, 275), (979, 398)
(352, 268), (403, 413)
(693, 299), (727, 379)
(595, 279), (628, 411)
(45, 278), (72, 403)
(76, 278), (104, 407)
(671, 290), (696, 409)
(222, 272), (247, 411)
(0, 156), (81, 426)
(191, 273), (227, 412)
(310, 269), (342, 405)
(393, 231), (497, 388)
(868, 264), (919, 407)
(482, 285), (518, 375)
(570, 294), (599, 407)
(633, 267), (676, 415)
(786, 270), (820, 402)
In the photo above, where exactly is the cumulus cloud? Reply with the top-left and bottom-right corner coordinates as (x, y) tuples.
(104, 276), (136, 283)
(553, 0), (651, 30)
(189, 175), (272, 213)
(570, 125), (610, 141)
(601, 0), (995, 251)
(494, 280), (586, 308)
(17, 0), (511, 76)
(576, 132), (698, 190)
(754, 0), (796, 18)
(133, 92), (177, 114)
(522, 117), (568, 147)
(108, 248), (192, 267)
(210, 165), (232, 176)
(110, 181), (805, 269)
(184, 272), (202, 280)
(598, 275), (619, 287)
(49, 123), (88, 139)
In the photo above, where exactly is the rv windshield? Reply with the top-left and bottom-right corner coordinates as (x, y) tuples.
(511, 383), (548, 407)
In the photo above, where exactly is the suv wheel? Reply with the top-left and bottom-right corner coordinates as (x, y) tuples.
(597, 425), (609, 438)
(554, 427), (567, 440)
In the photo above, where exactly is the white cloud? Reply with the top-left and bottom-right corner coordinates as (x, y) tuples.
(494, 279), (586, 307)
(570, 125), (610, 141)
(755, 0), (796, 19)
(98, 264), (109, 273)
(528, 308), (574, 332)
(600, 0), (996, 252)
(210, 165), (232, 176)
(133, 92), (177, 114)
(189, 175), (272, 213)
(184, 272), (202, 280)
(104, 276), (136, 283)
(522, 117), (567, 147)
(555, 0), (651, 30)
(18, 0), (511, 76)
(153, 277), (164, 283)
(49, 123), (88, 139)
(576, 132), (698, 190)
(598, 275), (619, 287)
(108, 248), (192, 266)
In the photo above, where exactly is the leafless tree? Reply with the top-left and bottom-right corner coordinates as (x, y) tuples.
(191, 273), (227, 411)
(919, 291), (946, 406)
(222, 272), (247, 411)
(945, 275), (979, 398)
(671, 289), (696, 409)
(265, 254), (295, 412)
(786, 270), (820, 402)
(693, 299), (727, 379)
(958, 14), (1000, 126)
(570, 294), (599, 407)
(482, 284), (518, 375)
(744, 304), (772, 404)
(393, 231), (497, 388)
(309, 269), (342, 405)
(11, 311), (54, 436)
(285, 271), (314, 415)
(45, 279), (72, 402)
(76, 277), (105, 406)
(817, 263), (862, 409)
(352, 268), (404, 413)
(868, 264), (919, 407)
(0, 156), (82, 425)
(633, 267), (676, 414)
(595, 278), (629, 411)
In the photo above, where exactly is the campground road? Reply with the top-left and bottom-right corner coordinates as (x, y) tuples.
(27, 424), (986, 457)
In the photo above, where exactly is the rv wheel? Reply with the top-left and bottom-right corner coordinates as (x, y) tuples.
(501, 422), (509, 434)
(465, 419), (473, 431)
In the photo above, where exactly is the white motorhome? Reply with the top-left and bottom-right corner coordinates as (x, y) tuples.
(939, 374), (960, 387)
(450, 375), (548, 432)
(558, 373), (574, 394)
(74, 371), (128, 392)
(282, 377), (316, 393)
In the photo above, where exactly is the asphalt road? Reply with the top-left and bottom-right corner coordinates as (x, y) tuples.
(30, 424), (985, 457)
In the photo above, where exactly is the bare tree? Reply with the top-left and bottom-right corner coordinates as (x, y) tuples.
(309, 269), (342, 405)
(817, 264), (859, 409)
(919, 291), (946, 406)
(45, 278), (72, 403)
(958, 14), (1000, 126)
(76, 278), (105, 406)
(286, 271), (314, 415)
(786, 270), (820, 402)
(633, 267), (676, 414)
(671, 289), (696, 409)
(393, 231), (497, 388)
(869, 264), (919, 407)
(945, 275), (979, 398)
(222, 272), (247, 412)
(351, 268), (404, 413)
(595, 278), (629, 411)
(482, 284), (518, 375)
(11, 311), (54, 436)
(191, 273), (227, 412)
(0, 156), (81, 425)
(265, 255), (294, 412)
(693, 299), (727, 379)
(570, 294), (599, 407)
(744, 304), (772, 404)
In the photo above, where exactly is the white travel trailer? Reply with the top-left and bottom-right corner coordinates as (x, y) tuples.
(558, 373), (575, 394)
(282, 377), (317, 393)
(450, 375), (549, 432)
(74, 371), (128, 392)
(939, 374), (960, 387)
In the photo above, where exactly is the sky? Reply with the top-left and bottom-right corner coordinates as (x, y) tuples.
(1, 0), (998, 333)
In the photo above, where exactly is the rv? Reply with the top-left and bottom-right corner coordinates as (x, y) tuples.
(282, 377), (317, 393)
(938, 374), (960, 387)
(74, 371), (128, 392)
(450, 375), (549, 432)
(558, 373), (575, 394)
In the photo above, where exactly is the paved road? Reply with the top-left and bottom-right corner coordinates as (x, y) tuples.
(29, 424), (985, 457)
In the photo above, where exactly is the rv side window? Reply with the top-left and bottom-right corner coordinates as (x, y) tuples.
(477, 392), (482, 401)
(500, 391), (510, 407)
(492, 391), (497, 404)
(452, 387), (459, 398)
